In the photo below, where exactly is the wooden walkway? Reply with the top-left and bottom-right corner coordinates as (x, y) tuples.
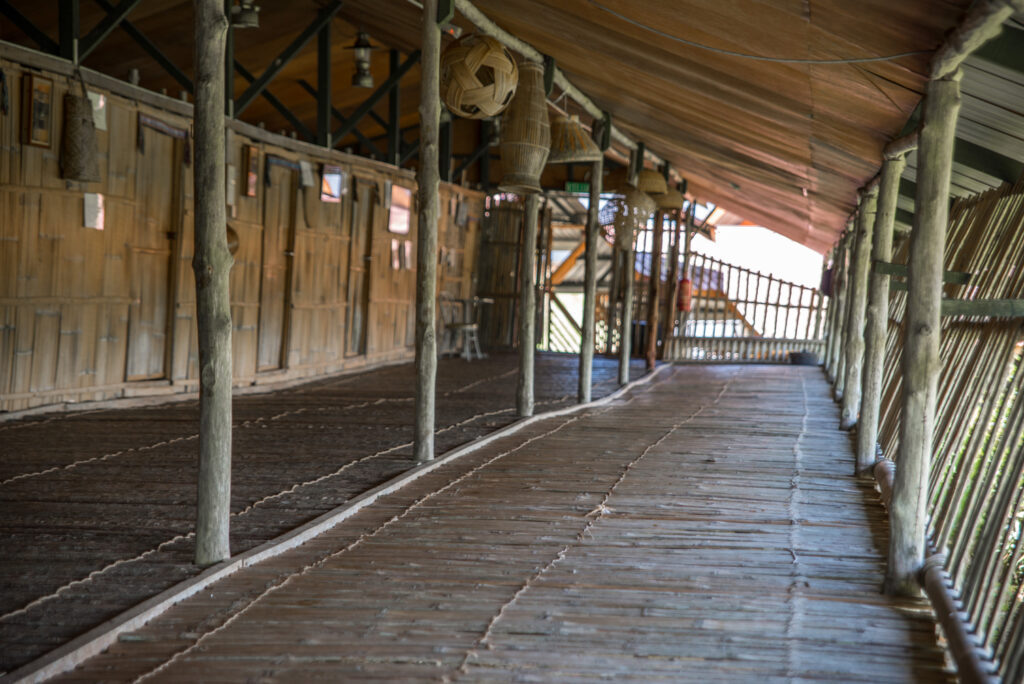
(48, 365), (950, 682)
(0, 353), (644, 675)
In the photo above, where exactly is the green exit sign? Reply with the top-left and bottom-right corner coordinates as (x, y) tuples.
(565, 181), (590, 193)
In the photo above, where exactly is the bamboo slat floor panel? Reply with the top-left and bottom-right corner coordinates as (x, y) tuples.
(0, 353), (645, 675)
(52, 365), (951, 683)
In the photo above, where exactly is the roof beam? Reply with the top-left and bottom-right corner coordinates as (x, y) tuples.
(0, 3), (59, 53)
(92, 0), (192, 93)
(79, 0), (142, 61)
(234, 0), (343, 116)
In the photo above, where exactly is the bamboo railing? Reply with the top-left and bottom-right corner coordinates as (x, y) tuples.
(664, 252), (828, 363)
(874, 177), (1024, 682)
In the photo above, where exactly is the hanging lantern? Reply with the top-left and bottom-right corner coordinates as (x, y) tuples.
(677, 277), (692, 312)
(547, 114), (601, 164)
(498, 61), (550, 195)
(440, 34), (518, 119)
(348, 31), (376, 88)
(230, 1), (259, 28)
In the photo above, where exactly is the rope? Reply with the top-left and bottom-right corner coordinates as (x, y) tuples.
(587, 0), (932, 65)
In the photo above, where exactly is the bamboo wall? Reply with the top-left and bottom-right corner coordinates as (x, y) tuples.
(0, 52), (483, 413)
(876, 176), (1024, 682)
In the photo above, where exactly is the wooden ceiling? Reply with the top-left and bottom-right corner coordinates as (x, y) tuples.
(1, 0), (980, 252)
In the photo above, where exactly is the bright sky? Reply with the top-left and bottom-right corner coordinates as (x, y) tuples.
(691, 225), (823, 288)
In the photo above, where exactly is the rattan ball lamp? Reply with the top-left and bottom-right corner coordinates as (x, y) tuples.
(440, 35), (519, 119)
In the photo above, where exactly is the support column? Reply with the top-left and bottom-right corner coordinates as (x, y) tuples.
(857, 149), (909, 472)
(193, 0), (233, 567)
(578, 157), (603, 403)
(886, 69), (961, 596)
(839, 188), (878, 429)
(59, 0), (79, 64)
(618, 231), (634, 386)
(316, 22), (332, 147)
(832, 230), (853, 394)
(223, 0), (233, 117)
(824, 235), (848, 381)
(679, 206), (693, 335)
(662, 209), (683, 358)
(645, 210), (665, 371)
(387, 49), (401, 164)
(517, 193), (541, 416)
(414, 0), (441, 462)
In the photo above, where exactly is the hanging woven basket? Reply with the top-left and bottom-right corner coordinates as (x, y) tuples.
(61, 72), (100, 183)
(440, 34), (518, 119)
(656, 187), (685, 211)
(599, 190), (655, 249)
(636, 168), (667, 196)
(498, 61), (550, 195)
(547, 114), (602, 164)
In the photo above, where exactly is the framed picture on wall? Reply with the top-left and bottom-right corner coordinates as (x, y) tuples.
(320, 164), (346, 203)
(388, 184), (413, 235)
(22, 73), (54, 148)
(244, 145), (259, 197)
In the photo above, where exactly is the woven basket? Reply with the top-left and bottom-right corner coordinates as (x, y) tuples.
(498, 61), (550, 195)
(61, 73), (100, 183)
(656, 187), (685, 210)
(547, 114), (601, 164)
(440, 34), (518, 119)
(637, 168), (667, 196)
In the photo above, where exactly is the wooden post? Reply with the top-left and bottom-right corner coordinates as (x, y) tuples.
(578, 158), (602, 403)
(645, 211), (665, 370)
(193, 0), (232, 567)
(886, 69), (961, 596)
(839, 188), (878, 430)
(679, 206), (693, 335)
(414, 0), (441, 462)
(618, 228), (634, 385)
(857, 149), (910, 472)
(662, 210), (682, 357)
(518, 193), (540, 415)
(606, 243), (621, 353)
(833, 228), (854, 396)
(824, 236), (848, 380)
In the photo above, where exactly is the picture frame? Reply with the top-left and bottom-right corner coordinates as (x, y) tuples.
(244, 145), (259, 197)
(22, 73), (54, 148)
(387, 184), (413, 235)
(320, 164), (346, 203)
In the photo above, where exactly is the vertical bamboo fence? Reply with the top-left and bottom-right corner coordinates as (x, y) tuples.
(872, 177), (1024, 681)
(663, 252), (828, 363)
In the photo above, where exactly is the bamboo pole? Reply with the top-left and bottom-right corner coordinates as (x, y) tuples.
(193, 0), (233, 568)
(645, 211), (665, 370)
(679, 206), (693, 336)
(840, 188), (879, 430)
(414, 0), (441, 461)
(518, 193), (541, 415)
(856, 148), (910, 472)
(578, 158), (602, 402)
(886, 69), (961, 597)
(618, 226), (635, 385)
(606, 243), (620, 353)
(834, 228), (855, 397)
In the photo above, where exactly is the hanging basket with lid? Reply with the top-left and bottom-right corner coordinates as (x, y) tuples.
(440, 34), (518, 119)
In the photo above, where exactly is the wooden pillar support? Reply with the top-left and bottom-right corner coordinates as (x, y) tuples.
(857, 146), (911, 472)
(193, 0), (233, 567)
(578, 158), (603, 403)
(618, 232), (634, 386)
(414, 0), (441, 462)
(662, 210), (683, 358)
(645, 211), (665, 371)
(824, 235), (848, 382)
(839, 188), (878, 430)
(886, 69), (962, 596)
(518, 193), (541, 416)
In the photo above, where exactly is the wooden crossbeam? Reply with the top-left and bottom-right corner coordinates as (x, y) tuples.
(941, 299), (1024, 317)
(873, 260), (971, 285)
(91, 0), (191, 92)
(80, 0), (142, 61)
(551, 241), (586, 285)
(234, 0), (343, 116)
(235, 61), (312, 141)
(0, 3), (59, 53)
(296, 79), (381, 156)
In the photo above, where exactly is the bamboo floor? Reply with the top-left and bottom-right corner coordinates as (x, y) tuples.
(0, 353), (645, 675)
(50, 364), (950, 682)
